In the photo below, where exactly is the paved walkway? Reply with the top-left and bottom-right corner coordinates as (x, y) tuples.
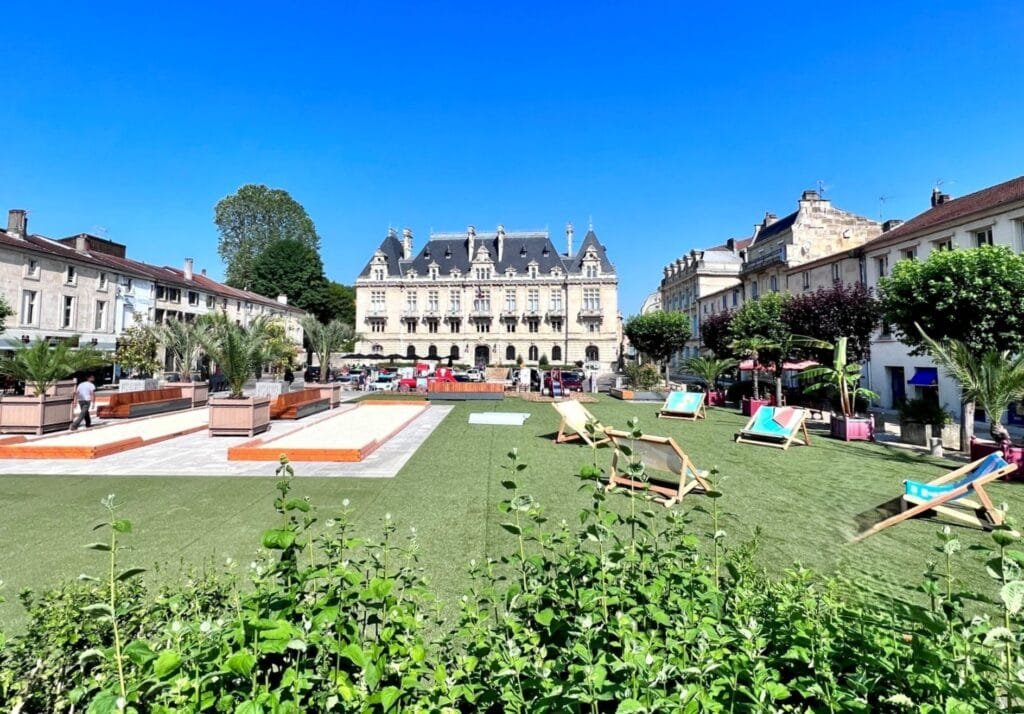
(0, 402), (451, 478)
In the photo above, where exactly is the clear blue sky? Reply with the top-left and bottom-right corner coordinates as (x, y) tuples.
(3, 2), (1023, 312)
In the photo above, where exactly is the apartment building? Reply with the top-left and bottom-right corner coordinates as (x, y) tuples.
(354, 223), (620, 369)
(0, 209), (306, 369)
(862, 178), (1024, 418)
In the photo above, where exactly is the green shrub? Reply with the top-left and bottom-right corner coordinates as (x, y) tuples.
(624, 362), (661, 390)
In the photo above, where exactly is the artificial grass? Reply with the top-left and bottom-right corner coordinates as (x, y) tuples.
(2, 396), (1020, 630)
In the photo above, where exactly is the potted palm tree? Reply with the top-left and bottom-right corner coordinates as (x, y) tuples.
(799, 337), (879, 441)
(684, 355), (738, 407)
(155, 317), (210, 407)
(300, 316), (356, 408)
(200, 314), (279, 437)
(730, 336), (774, 416)
(0, 338), (107, 434)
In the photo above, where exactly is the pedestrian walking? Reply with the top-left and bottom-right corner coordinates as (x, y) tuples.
(283, 366), (295, 391)
(70, 374), (96, 430)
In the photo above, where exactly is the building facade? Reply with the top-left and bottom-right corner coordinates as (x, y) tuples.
(354, 224), (620, 370)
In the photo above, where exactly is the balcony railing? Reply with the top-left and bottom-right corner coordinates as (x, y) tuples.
(578, 308), (603, 320)
(422, 309), (441, 320)
(546, 307), (565, 318)
(444, 310), (462, 321)
(469, 309), (493, 319)
(500, 308), (518, 319)
(743, 246), (787, 271)
(365, 308), (388, 319)
(400, 309), (419, 320)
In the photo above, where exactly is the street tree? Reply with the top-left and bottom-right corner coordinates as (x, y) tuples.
(699, 310), (735, 358)
(214, 184), (320, 289)
(324, 281), (356, 326)
(623, 311), (692, 386)
(783, 282), (881, 362)
(250, 239), (331, 321)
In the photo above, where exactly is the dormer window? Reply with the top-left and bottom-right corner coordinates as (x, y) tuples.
(451, 269), (461, 279)
(550, 267), (562, 277)
(373, 267), (386, 281)
(505, 267), (516, 277)
(475, 267), (492, 280)
(406, 269), (418, 278)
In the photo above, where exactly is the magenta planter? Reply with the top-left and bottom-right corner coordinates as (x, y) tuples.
(707, 391), (725, 407)
(830, 416), (874, 442)
(741, 397), (769, 417)
(970, 438), (1024, 480)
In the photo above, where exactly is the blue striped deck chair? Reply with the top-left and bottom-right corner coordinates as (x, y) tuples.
(657, 390), (707, 421)
(604, 429), (712, 506)
(734, 406), (810, 450)
(853, 453), (1014, 542)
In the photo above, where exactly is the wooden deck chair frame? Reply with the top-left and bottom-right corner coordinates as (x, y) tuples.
(657, 390), (707, 421)
(852, 455), (1015, 542)
(734, 406), (811, 450)
(552, 400), (610, 447)
(604, 428), (713, 507)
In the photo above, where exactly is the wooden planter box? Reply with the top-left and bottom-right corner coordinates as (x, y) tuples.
(25, 379), (77, 398)
(0, 395), (75, 434)
(179, 381), (209, 408)
(741, 397), (769, 417)
(311, 382), (342, 408)
(830, 415), (874, 442)
(208, 395), (271, 437)
(609, 388), (635, 400)
(970, 438), (1024, 480)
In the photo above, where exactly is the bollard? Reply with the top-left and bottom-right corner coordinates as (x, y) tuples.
(929, 437), (943, 458)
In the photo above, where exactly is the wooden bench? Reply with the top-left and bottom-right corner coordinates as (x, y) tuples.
(270, 388), (330, 420)
(97, 387), (192, 419)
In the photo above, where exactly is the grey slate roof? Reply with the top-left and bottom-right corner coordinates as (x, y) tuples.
(751, 211), (797, 243)
(358, 228), (616, 278)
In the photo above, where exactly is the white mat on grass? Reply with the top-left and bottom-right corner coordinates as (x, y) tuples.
(469, 412), (531, 426)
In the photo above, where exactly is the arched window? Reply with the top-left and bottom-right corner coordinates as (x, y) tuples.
(428, 345), (438, 359)
(585, 345), (599, 362)
(450, 345), (460, 360)
(551, 345), (562, 363)
(371, 344), (383, 355)
(406, 345), (416, 359)
(505, 345), (516, 361)
(528, 345), (539, 361)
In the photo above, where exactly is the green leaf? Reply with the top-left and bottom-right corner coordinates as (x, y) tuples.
(86, 691), (122, 714)
(378, 686), (401, 712)
(83, 542), (112, 551)
(261, 528), (296, 550)
(500, 523), (522, 536)
(534, 608), (555, 627)
(1001, 581), (1024, 615)
(225, 650), (256, 677)
(616, 700), (646, 713)
(153, 650), (183, 677)
(77, 647), (107, 664)
(123, 639), (156, 665)
(283, 498), (310, 512)
(340, 643), (366, 668)
(82, 603), (114, 618)
(116, 567), (147, 582)
(235, 702), (264, 714)
(112, 519), (132, 533)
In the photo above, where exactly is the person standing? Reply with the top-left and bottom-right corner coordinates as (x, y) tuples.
(70, 374), (96, 430)
(283, 365), (295, 391)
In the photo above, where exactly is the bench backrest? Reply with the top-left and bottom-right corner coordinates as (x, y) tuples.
(273, 389), (323, 409)
(107, 387), (183, 408)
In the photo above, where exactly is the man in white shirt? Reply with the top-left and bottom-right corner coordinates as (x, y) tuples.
(70, 374), (96, 430)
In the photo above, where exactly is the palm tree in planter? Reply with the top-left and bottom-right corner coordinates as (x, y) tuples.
(684, 355), (738, 406)
(800, 337), (880, 441)
(729, 335), (775, 415)
(0, 338), (106, 434)
(200, 314), (280, 437)
(300, 316), (357, 407)
(918, 326), (1024, 461)
(154, 317), (211, 407)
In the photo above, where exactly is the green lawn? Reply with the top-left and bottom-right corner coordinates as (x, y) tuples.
(2, 396), (1019, 629)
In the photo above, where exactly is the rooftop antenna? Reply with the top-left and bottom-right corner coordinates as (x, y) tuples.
(815, 179), (831, 197)
(878, 195), (895, 221)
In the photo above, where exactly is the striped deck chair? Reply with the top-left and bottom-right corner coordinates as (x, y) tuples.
(734, 406), (810, 450)
(853, 452), (1015, 542)
(604, 429), (712, 506)
(657, 390), (707, 421)
(552, 400), (610, 447)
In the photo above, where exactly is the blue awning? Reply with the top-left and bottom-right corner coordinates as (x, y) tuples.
(908, 367), (938, 386)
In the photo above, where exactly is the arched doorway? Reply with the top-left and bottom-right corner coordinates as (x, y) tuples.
(528, 345), (539, 362)
(428, 345), (438, 359)
(585, 345), (599, 362)
(551, 345), (562, 363)
(406, 345), (416, 359)
(449, 345), (460, 360)
(474, 345), (490, 367)
(505, 345), (515, 362)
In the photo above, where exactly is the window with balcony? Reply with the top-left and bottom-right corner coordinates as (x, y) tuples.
(61, 295), (76, 328)
(21, 290), (38, 325)
(582, 288), (600, 311)
(427, 290), (439, 313)
(370, 290), (386, 313)
(473, 289), (490, 313)
(527, 289), (539, 313)
(94, 300), (107, 331)
(406, 292), (417, 313)
(505, 290), (516, 313)
(550, 289), (563, 312)
(449, 290), (461, 314)
(974, 227), (994, 247)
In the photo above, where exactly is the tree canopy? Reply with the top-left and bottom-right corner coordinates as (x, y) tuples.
(699, 310), (735, 357)
(324, 281), (356, 326)
(624, 311), (692, 373)
(783, 282), (881, 362)
(214, 184), (321, 290)
(250, 239), (331, 322)
(0, 294), (12, 334)
(726, 292), (790, 367)
(879, 245), (1024, 355)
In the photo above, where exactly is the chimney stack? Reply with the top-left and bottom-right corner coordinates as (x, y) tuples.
(7, 209), (27, 238)
(763, 212), (778, 227)
(184, 258), (194, 281)
(931, 187), (952, 207)
(726, 238), (736, 253)
(467, 225), (476, 258)
(566, 222), (574, 257)
(800, 189), (820, 202)
(882, 219), (904, 232)
(401, 227), (413, 260)
(496, 224), (505, 262)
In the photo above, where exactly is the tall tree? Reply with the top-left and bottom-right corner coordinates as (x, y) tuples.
(250, 239), (330, 321)
(324, 281), (356, 325)
(0, 294), (12, 334)
(783, 283), (881, 362)
(623, 311), (692, 385)
(727, 292), (790, 366)
(214, 184), (321, 289)
(880, 246), (1024, 447)
(699, 310), (735, 357)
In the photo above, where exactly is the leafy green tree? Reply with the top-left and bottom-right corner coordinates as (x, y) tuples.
(250, 239), (330, 320)
(728, 335), (776, 399)
(624, 311), (692, 385)
(199, 313), (292, 397)
(800, 337), (879, 417)
(214, 184), (321, 290)
(783, 283), (881, 362)
(0, 294), (13, 334)
(684, 355), (738, 394)
(699, 310), (734, 357)
(880, 246), (1024, 447)
(115, 316), (161, 378)
(324, 282), (356, 325)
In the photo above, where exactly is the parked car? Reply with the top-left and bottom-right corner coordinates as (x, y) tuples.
(368, 375), (397, 392)
(561, 371), (585, 392)
(466, 368), (485, 382)
(304, 366), (321, 382)
(453, 373), (472, 383)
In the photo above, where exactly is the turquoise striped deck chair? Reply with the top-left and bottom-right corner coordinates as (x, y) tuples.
(853, 452), (1014, 542)
(605, 429), (712, 507)
(734, 406), (810, 450)
(657, 390), (706, 421)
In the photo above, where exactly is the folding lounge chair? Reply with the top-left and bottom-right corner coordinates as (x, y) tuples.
(551, 400), (610, 446)
(852, 452), (1014, 542)
(734, 406), (810, 450)
(657, 390), (707, 421)
(605, 429), (713, 506)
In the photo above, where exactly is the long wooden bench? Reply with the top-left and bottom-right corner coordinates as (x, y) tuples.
(270, 388), (330, 420)
(97, 387), (192, 419)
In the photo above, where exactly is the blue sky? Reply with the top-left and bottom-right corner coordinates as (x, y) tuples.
(2, 2), (1023, 312)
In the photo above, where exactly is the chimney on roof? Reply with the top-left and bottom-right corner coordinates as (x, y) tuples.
(201, 268), (207, 276)
(401, 228), (413, 260)
(75, 234), (89, 251)
(801, 189), (820, 202)
(882, 219), (904, 232)
(726, 238), (736, 253)
(496, 224), (505, 262)
(184, 258), (194, 281)
(277, 294), (288, 305)
(6, 209), (27, 238)
(467, 225), (476, 258)
(931, 187), (952, 207)
(565, 222), (574, 257)
(763, 212), (778, 227)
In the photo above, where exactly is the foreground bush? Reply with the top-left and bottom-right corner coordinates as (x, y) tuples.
(2, 453), (1023, 712)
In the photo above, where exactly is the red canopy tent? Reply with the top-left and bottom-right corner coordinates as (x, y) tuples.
(738, 360), (817, 371)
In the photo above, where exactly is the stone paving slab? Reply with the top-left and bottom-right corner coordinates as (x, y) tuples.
(0, 404), (451, 478)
